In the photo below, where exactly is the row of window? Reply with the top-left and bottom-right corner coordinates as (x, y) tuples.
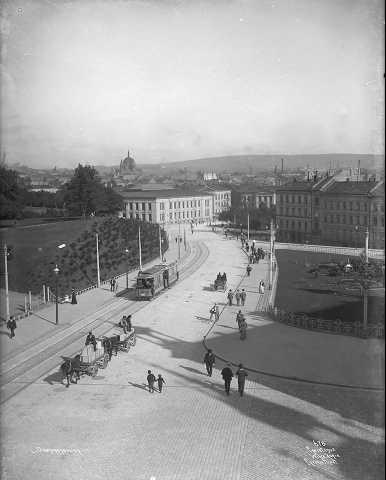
(278, 215), (385, 229)
(278, 207), (310, 217)
(160, 199), (210, 210)
(278, 219), (309, 231)
(160, 210), (208, 221)
(279, 194), (310, 205)
(128, 202), (152, 211)
(127, 213), (152, 222)
(322, 200), (368, 211)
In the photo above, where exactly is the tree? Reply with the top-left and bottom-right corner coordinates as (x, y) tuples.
(62, 164), (122, 216)
(0, 165), (26, 219)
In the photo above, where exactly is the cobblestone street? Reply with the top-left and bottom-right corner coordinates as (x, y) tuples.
(1, 228), (384, 480)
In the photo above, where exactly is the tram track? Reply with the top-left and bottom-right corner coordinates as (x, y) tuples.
(0, 240), (209, 404)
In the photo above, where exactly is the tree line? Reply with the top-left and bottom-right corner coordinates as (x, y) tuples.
(0, 164), (123, 220)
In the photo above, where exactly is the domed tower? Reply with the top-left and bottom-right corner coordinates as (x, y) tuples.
(120, 149), (136, 173)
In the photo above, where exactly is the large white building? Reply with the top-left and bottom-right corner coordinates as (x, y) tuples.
(121, 190), (215, 224)
(207, 187), (232, 219)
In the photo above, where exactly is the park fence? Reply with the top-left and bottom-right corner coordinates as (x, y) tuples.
(261, 305), (384, 339)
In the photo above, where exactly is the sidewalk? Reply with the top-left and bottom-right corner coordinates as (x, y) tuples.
(0, 235), (190, 363)
(205, 238), (385, 389)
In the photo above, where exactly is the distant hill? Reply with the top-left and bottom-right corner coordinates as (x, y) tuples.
(140, 154), (384, 174)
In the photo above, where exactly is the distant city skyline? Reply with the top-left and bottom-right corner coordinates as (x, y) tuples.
(1, 0), (384, 168)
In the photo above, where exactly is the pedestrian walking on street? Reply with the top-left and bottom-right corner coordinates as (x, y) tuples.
(236, 364), (248, 396)
(6, 316), (17, 339)
(221, 363), (234, 395)
(110, 279), (114, 292)
(246, 264), (252, 277)
(209, 303), (217, 321)
(114, 280), (119, 293)
(203, 349), (216, 377)
(147, 370), (156, 393)
(157, 374), (166, 393)
(236, 310), (244, 328)
(227, 289), (234, 306)
(71, 288), (77, 305)
(240, 289), (247, 306)
(259, 281), (265, 294)
(239, 319), (247, 340)
(105, 337), (113, 361)
(235, 290), (241, 306)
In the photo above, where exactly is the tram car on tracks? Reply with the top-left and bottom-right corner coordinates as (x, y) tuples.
(136, 261), (179, 300)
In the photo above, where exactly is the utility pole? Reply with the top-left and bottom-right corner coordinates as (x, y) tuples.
(363, 227), (369, 330)
(3, 244), (10, 322)
(96, 233), (100, 288)
(138, 226), (143, 271)
(178, 221), (181, 260)
(269, 219), (275, 290)
(247, 213), (250, 241)
(159, 224), (163, 262)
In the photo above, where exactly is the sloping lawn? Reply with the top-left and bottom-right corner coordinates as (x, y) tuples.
(275, 250), (384, 324)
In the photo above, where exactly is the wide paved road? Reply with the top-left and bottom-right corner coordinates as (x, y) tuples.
(1, 227), (384, 480)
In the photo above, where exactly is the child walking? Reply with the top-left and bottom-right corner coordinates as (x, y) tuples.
(157, 374), (166, 393)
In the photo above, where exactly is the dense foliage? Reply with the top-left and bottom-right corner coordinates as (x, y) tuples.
(0, 165), (26, 219)
(28, 217), (168, 294)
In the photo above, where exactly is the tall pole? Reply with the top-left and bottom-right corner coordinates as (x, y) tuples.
(247, 213), (250, 241)
(53, 265), (59, 325)
(159, 225), (163, 261)
(365, 228), (369, 264)
(96, 233), (100, 288)
(3, 245), (10, 322)
(363, 228), (369, 330)
(269, 219), (274, 290)
(178, 221), (181, 260)
(138, 226), (143, 271)
(184, 227), (186, 251)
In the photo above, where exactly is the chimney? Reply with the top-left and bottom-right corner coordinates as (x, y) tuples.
(307, 171), (310, 181)
(281, 158), (284, 173)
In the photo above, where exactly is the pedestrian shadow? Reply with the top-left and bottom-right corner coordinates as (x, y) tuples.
(202, 286), (214, 292)
(179, 365), (206, 375)
(195, 316), (209, 322)
(216, 324), (238, 330)
(0, 330), (11, 337)
(128, 381), (148, 391)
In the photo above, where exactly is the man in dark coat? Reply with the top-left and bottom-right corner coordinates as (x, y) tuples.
(120, 316), (128, 334)
(7, 316), (17, 339)
(61, 359), (72, 388)
(147, 370), (156, 393)
(203, 349), (216, 377)
(221, 363), (234, 395)
(127, 314), (132, 332)
(236, 364), (248, 396)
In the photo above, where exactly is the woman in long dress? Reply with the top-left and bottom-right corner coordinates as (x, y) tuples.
(71, 288), (77, 305)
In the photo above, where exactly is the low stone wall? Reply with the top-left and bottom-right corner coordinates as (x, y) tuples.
(263, 305), (384, 339)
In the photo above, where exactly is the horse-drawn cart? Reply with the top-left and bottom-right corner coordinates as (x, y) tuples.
(214, 277), (227, 291)
(79, 340), (109, 377)
(103, 328), (137, 354)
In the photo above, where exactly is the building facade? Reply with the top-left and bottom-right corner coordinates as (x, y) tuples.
(121, 190), (214, 224)
(234, 185), (276, 209)
(276, 178), (384, 248)
(206, 187), (232, 219)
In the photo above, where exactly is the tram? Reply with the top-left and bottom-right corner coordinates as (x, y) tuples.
(136, 261), (179, 300)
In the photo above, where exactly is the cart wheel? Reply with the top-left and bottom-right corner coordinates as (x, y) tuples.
(124, 342), (130, 352)
(130, 335), (137, 347)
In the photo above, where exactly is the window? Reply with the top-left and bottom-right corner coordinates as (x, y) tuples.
(148, 203), (152, 210)
(298, 196), (301, 203)
(349, 202), (353, 210)
(363, 215), (368, 226)
(160, 214), (164, 221)
(174, 202), (177, 209)
(129, 202), (133, 210)
(298, 221), (301, 229)
(336, 215), (340, 223)
(136, 213), (139, 219)
(382, 217), (385, 227)
(356, 216), (360, 225)
(342, 215), (346, 224)
(160, 202), (164, 210)
(149, 214), (152, 222)
(182, 212), (185, 219)
(356, 202), (360, 211)
(305, 196), (308, 204)
(280, 195), (283, 203)
(169, 202), (172, 209)
(314, 197), (319, 206)
(142, 203), (146, 210)
(343, 201), (346, 210)
(169, 213), (173, 220)
(286, 220), (289, 228)
(198, 200), (201, 207)
(305, 222), (308, 231)
(292, 208), (295, 215)
(349, 216), (353, 225)
(373, 216), (378, 226)
(291, 220), (295, 229)
(298, 208), (301, 216)
(324, 201), (327, 208)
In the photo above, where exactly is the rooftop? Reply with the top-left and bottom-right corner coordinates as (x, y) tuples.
(276, 177), (332, 192)
(326, 180), (383, 195)
(119, 189), (214, 200)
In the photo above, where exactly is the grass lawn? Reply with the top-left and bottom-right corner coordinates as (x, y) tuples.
(0, 218), (103, 293)
(275, 250), (385, 324)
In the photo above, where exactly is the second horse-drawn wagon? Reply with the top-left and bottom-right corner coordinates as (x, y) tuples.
(214, 275), (227, 291)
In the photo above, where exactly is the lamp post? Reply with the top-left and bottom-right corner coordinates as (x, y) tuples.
(178, 221), (181, 260)
(125, 248), (130, 288)
(269, 219), (276, 290)
(3, 244), (10, 323)
(53, 264), (60, 325)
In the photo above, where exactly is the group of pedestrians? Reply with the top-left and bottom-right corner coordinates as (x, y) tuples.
(226, 288), (247, 306)
(146, 370), (166, 393)
(119, 314), (133, 334)
(203, 350), (248, 396)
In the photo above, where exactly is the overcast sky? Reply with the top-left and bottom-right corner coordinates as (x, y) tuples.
(1, 0), (384, 168)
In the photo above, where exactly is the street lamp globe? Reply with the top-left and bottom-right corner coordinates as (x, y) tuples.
(53, 264), (60, 275)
